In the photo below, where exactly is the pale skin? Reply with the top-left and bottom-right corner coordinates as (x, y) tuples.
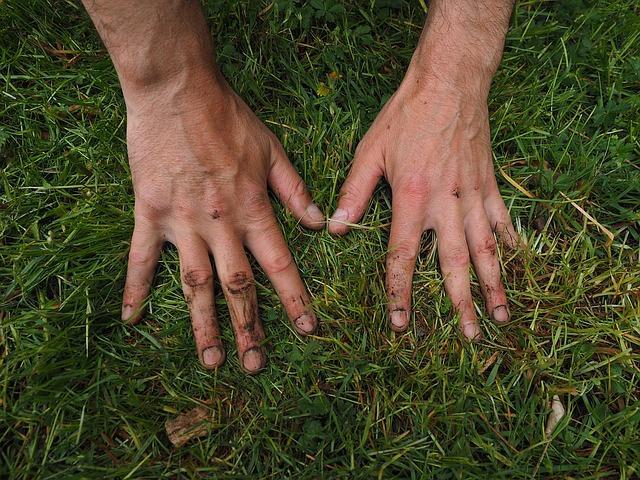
(328, 1), (520, 338)
(82, 0), (519, 373)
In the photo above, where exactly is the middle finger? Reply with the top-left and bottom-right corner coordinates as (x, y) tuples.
(435, 207), (480, 340)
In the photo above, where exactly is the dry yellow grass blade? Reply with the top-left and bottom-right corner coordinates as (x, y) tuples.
(499, 166), (535, 199)
(559, 191), (615, 247)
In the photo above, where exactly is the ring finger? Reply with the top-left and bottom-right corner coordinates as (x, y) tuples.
(207, 228), (266, 374)
(464, 207), (510, 323)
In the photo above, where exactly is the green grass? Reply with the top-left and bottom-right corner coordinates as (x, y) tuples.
(1, 0), (639, 478)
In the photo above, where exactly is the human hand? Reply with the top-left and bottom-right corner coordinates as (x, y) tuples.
(121, 73), (324, 373)
(329, 74), (519, 340)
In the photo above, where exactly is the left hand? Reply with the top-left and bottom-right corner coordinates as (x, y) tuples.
(329, 74), (519, 340)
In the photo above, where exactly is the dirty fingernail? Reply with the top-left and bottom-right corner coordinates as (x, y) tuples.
(305, 204), (325, 224)
(390, 310), (408, 331)
(242, 347), (265, 373)
(202, 346), (224, 367)
(295, 313), (317, 334)
(492, 305), (510, 323)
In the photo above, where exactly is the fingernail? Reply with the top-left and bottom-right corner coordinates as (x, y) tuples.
(492, 305), (510, 323)
(121, 304), (134, 322)
(202, 346), (224, 367)
(390, 310), (408, 331)
(305, 204), (325, 224)
(295, 313), (317, 334)
(462, 322), (483, 342)
(330, 208), (348, 223)
(242, 347), (265, 373)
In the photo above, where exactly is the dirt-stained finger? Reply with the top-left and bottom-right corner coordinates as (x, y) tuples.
(465, 207), (510, 323)
(176, 234), (225, 369)
(209, 229), (266, 374)
(385, 192), (425, 332)
(484, 178), (520, 249)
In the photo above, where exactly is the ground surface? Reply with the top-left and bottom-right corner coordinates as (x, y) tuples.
(1, 0), (639, 478)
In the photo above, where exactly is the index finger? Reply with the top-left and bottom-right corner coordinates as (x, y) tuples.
(121, 220), (162, 323)
(385, 191), (425, 332)
(245, 215), (317, 336)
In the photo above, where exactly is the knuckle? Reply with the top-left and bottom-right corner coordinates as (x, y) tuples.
(442, 246), (470, 268)
(128, 248), (155, 267)
(243, 189), (271, 221)
(452, 296), (472, 314)
(399, 178), (429, 200)
(290, 176), (308, 200)
(222, 271), (254, 296)
(239, 318), (261, 337)
(262, 251), (294, 276)
(175, 189), (224, 222)
(207, 206), (224, 220)
(203, 187), (224, 210)
(389, 243), (418, 264)
(182, 269), (212, 289)
(135, 191), (170, 221)
(475, 236), (497, 257)
(174, 201), (199, 221)
(244, 188), (269, 210)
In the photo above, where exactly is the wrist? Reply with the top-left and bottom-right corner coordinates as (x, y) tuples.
(114, 37), (221, 100)
(119, 60), (229, 116)
(82, 0), (222, 108)
(405, 0), (511, 98)
(403, 47), (497, 99)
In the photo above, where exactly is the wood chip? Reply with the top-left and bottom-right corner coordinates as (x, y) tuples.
(545, 395), (565, 438)
(165, 405), (212, 448)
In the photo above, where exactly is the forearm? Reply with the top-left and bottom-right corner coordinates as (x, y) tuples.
(406, 0), (514, 96)
(81, 0), (222, 105)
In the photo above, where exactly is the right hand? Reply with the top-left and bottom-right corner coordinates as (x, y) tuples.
(121, 71), (324, 374)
